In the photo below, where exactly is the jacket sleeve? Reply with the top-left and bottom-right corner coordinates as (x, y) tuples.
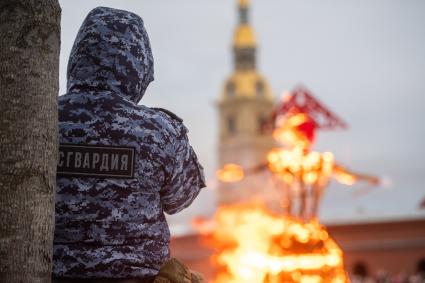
(160, 120), (206, 215)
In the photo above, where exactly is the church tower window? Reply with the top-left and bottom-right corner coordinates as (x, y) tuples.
(227, 116), (236, 135)
(227, 82), (236, 97)
(258, 115), (268, 134)
(256, 81), (264, 97)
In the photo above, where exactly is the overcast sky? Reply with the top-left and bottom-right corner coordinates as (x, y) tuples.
(59, 0), (425, 232)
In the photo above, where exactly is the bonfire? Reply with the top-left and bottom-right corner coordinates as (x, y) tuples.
(195, 87), (379, 283)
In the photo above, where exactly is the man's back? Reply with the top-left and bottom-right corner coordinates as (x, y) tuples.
(53, 7), (205, 280)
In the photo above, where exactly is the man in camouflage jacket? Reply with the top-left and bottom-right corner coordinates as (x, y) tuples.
(53, 7), (206, 282)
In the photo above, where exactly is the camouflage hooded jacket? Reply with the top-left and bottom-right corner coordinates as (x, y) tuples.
(53, 7), (206, 279)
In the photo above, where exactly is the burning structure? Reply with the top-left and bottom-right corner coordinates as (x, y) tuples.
(169, 1), (425, 282)
(198, 1), (380, 282)
(209, 86), (380, 283)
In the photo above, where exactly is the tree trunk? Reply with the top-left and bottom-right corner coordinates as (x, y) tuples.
(0, 1), (61, 282)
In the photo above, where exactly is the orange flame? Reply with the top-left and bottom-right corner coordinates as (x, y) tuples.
(267, 149), (335, 186)
(208, 105), (379, 283)
(196, 202), (349, 283)
(273, 113), (311, 149)
(333, 165), (379, 186)
(217, 164), (244, 183)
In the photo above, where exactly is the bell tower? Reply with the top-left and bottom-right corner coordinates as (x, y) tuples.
(217, 0), (277, 206)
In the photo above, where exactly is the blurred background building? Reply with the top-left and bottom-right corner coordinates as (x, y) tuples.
(58, 0), (425, 281)
(170, 1), (425, 281)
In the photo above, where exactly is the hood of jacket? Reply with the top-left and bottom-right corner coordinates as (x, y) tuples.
(66, 7), (154, 104)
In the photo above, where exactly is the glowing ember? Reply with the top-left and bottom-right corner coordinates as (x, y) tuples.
(266, 149), (335, 186)
(196, 203), (349, 283)
(216, 163), (245, 182)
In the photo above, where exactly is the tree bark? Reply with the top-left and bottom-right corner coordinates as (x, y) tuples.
(0, 1), (61, 282)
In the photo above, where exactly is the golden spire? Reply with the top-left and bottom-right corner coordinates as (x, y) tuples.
(233, 25), (256, 47)
(239, 0), (250, 8)
(233, 0), (256, 47)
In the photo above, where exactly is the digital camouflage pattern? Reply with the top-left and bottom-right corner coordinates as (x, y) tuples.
(53, 7), (206, 279)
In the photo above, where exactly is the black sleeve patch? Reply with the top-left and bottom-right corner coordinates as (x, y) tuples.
(57, 144), (135, 179)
